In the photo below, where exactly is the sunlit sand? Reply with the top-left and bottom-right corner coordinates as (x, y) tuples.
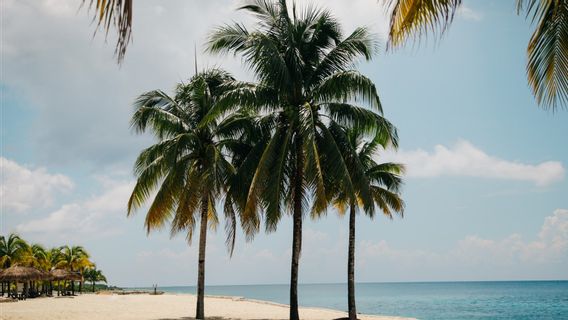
(0, 293), (415, 320)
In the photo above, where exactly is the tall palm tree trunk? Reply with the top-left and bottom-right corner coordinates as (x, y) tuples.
(196, 196), (209, 320)
(348, 203), (357, 320)
(290, 139), (304, 320)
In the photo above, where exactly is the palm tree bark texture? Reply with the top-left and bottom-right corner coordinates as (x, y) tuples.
(196, 196), (209, 320)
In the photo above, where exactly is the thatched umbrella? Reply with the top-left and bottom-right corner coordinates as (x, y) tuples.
(50, 269), (83, 296)
(40, 270), (54, 281)
(0, 265), (47, 298)
(0, 266), (45, 282)
(37, 270), (54, 296)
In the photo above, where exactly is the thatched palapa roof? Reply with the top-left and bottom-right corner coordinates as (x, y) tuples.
(0, 265), (46, 282)
(50, 269), (83, 281)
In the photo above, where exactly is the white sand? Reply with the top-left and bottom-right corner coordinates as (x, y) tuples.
(0, 293), (415, 320)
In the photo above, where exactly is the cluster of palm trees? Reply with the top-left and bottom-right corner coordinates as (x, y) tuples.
(127, 1), (404, 320)
(0, 234), (107, 294)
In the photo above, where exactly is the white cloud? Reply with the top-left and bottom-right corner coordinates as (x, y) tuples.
(383, 140), (565, 186)
(358, 209), (568, 280)
(1, 0), (242, 167)
(0, 157), (74, 213)
(16, 177), (133, 240)
(457, 5), (483, 21)
(128, 210), (568, 285)
(452, 210), (568, 266)
(2, 0), (390, 168)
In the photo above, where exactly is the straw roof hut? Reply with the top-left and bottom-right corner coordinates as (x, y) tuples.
(50, 269), (83, 281)
(0, 265), (46, 282)
(40, 270), (54, 281)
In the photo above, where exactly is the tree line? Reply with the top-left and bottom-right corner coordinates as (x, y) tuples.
(0, 234), (107, 293)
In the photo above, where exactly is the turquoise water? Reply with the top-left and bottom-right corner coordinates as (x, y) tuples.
(134, 281), (568, 319)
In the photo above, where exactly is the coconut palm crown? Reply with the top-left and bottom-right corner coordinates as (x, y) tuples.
(84, 266), (107, 292)
(127, 68), (247, 319)
(207, 1), (398, 319)
(56, 245), (92, 271)
(0, 234), (28, 268)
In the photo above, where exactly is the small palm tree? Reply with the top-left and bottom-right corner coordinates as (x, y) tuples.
(208, 1), (397, 319)
(84, 266), (107, 292)
(128, 68), (241, 320)
(331, 127), (405, 320)
(56, 246), (92, 271)
(46, 247), (63, 295)
(56, 246), (92, 294)
(0, 234), (28, 268)
(0, 234), (29, 296)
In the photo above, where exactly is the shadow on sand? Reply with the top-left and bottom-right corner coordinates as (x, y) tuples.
(155, 318), (286, 320)
(156, 317), (286, 320)
(154, 318), (352, 320)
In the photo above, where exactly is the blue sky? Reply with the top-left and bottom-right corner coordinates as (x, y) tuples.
(1, 0), (567, 287)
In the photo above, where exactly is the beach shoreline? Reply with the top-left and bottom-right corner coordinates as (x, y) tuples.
(0, 292), (415, 320)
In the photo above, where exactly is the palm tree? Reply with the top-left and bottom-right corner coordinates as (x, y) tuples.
(384, 0), (568, 111)
(207, 1), (397, 319)
(0, 234), (28, 296)
(45, 247), (62, 296)
(20, 244), (49, 295)
(330, 127), (405, 320)
(56, 246), (92, 294)
(0, 234), (28, 268)
(46, 247), (63, 271)
(23, 244), (48, 269)
(57, 246), (91, 271)
(128, 68), (241, 320)
(84, 266), (107, 292)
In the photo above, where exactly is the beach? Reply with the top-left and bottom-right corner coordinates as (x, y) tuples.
(0, 293), (414, 320)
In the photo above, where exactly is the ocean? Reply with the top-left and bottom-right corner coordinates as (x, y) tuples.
(133, 281), (568, 319)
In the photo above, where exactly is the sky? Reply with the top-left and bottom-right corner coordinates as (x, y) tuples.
(1, 0), (567, 287)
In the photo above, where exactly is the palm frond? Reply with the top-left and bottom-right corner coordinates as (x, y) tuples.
(131, 90), (187, 138)
(313, 71), (383, 112)
(310, 27), (377, 85)
(83, 0), (133, 63)
(518, 0), (568, 110)
(144, 165), (186, 234)
(300, 104), (328, 218)
(371, 186), (405, 218)
(384, 0), (462, 48)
